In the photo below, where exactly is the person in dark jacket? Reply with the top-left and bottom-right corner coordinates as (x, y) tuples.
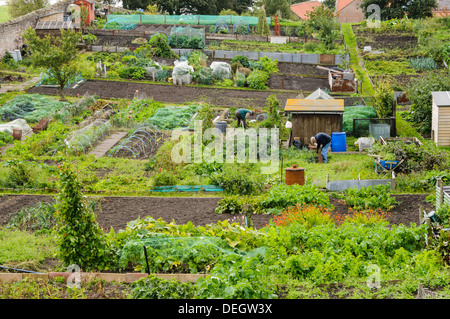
(311, 132), (332, 163)
(235, 108), (253, 129)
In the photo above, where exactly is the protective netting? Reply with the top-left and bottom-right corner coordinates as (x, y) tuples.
(172, 60), (194, 85)
(55, 92), (96, 123)
(342, 105), (377, 134)
(0, 94), (69, 123)
(233, 18), (250, 35)
(109, 123), (163, 159)
(107, 14), (271, 26)
(210, 61), (232, 81)
(35, 71), (85, 89)
(119, 235), (267, 273)
(104, 18), (137, 30)
(147, 105), (200, 130)
(62, 119), (112, 155)
(168, 25), (206, 48)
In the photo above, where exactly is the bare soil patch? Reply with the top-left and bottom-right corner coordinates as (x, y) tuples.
(27, 79), (299, 109)
(0, 193), (435, 231)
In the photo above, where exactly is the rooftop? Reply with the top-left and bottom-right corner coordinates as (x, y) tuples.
(290, 1), (322, 19)
(432, 91), (450, 106)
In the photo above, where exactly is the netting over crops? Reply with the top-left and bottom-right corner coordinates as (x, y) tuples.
(0, 94), (69, 123)
(147, 105), (200, 130)
(342, 105), (377, 134)
(60, 119), (112, 155)
(35, 71), (85, 89)
(107, 14), (271, 26)
(104, 18), (137, 30)
(168, 25), (206, 48)
(109, 123), (163, 159)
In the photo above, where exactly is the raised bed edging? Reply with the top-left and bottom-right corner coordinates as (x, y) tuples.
(90, 44), (349, 65)
(0, 272), (206, 283)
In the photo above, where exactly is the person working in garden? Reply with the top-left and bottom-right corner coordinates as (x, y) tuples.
(235, 108), (253, 129)
(310, 132), (332, 163)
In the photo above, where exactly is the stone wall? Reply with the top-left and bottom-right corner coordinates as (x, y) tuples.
(0, 0), (73, 57)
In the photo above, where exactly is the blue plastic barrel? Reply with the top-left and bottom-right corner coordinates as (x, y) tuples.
(331, 132), (347, 152)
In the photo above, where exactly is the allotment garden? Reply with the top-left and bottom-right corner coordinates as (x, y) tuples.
(0, 7), (450, 300)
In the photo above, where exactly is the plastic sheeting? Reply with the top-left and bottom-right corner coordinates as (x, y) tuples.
(172, 60), (194, 85)
(0, 119), (32, 136)
(210, 61), (232, 81)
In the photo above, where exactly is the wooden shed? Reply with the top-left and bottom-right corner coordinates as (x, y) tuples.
(285, 98), (344, 146)
(432, 91), (450, 146)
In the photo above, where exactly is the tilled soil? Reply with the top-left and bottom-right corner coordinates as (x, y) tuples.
(0, 193), (435, 231)
(27, 79), (299, 109)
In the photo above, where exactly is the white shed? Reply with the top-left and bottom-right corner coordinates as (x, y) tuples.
(432, 91), (450, 146)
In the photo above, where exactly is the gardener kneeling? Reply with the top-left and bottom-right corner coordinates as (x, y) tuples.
(310, 132), (331, 163)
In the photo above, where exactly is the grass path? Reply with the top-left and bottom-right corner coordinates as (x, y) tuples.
(341, 23), (375, 96)
(0, 5), (11, 23)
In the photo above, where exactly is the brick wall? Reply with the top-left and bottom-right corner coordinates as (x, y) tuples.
(0, 0), (73, 57)
(337, 0), (365, 24)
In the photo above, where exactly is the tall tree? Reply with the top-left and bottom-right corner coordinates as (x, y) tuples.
(133, 0), (253, 15)
(360, 0), (437, 20)
(6, 0), (49, 19)
(322, 0), (336, 11)
(22, 28), (82, 101)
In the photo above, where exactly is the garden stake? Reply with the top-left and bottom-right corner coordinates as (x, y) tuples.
(143, 245), (150, 274)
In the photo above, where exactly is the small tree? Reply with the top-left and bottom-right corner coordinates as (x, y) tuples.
(55, 164), (112, 271)
(256, 6), (270, 36)
(306, 5), (340, 50)
(22, 27), (82, 101)
(373, 80), (394, 118)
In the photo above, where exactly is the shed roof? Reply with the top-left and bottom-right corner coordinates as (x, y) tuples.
(290, 1), (322, 20)
(285, 99), (344, 113)
(432, 91), (450, 106)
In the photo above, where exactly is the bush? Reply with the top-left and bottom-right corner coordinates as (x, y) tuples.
(149, 33), (178, 58)
(117, 66), (147, 80)
(373, 79), (394, 118)
(259, 183), (333, 212)
(151, 170), (178, 186)
(258, 56), (279, 73)
(209, 165), (265, 195)
(246, 70), (269, 90)
(215, 195), (261, 214)
(231, 55), (250, 68)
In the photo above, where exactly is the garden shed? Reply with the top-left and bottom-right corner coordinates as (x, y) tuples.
(431, 91), (450, 147)
(284, 96), (344, 146)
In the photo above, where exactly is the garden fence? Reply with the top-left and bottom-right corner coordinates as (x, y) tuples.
(436, 178), (450, 210)
(106, 14), (271, 26)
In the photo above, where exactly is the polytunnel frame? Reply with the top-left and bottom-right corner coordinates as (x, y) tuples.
(108, 122), (163, 159)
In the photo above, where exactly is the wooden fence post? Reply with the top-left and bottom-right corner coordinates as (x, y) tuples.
(438, 178), (444, 209)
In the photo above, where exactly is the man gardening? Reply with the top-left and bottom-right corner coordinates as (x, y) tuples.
(235, 108), (253, 129)
(310, 132), (332, 163)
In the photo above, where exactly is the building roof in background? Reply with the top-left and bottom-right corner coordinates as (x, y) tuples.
(335, 0), (355, 12)
(432, 91), (450, 106)
(290, 1), (322, 19)
(436, 0), (450, 9)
